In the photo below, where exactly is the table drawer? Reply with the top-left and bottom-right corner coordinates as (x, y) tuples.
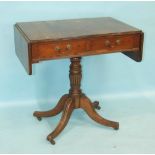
(31, 34), (141, 62)
(32, 39), (88, 62)
(89, 34), (140, 52)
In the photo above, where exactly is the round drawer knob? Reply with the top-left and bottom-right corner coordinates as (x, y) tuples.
(116, 39), (121, 45)
(105, 40), (111, 47)
(66, 44), (72, 50)
(55, 46), (61, 52)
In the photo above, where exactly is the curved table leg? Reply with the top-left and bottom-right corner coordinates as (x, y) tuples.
(33, 94), (68, 120)
(80, 96), (119, 130)
(47, 98), (74, 144)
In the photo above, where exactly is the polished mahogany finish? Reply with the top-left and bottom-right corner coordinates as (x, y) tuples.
(14, 17), (144, 145)
(33, 57), (119, 145)
(14, 17), (143, 75)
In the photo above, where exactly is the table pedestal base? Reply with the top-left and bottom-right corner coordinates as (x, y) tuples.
(33, 57), (119, 145)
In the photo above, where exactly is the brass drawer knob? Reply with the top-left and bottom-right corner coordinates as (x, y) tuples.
(116, 39), (121, 45)
(55, 46), (61, 52)
(66, 44), (72, 50)
(105, 40), (111, 47)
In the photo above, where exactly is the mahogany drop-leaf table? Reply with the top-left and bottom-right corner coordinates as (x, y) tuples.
(14, 17), (144, 145)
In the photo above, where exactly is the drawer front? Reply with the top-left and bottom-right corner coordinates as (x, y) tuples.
(89, 34), (140, 52)
(31, 34), (141, 62)
(32, 39), (88, 62)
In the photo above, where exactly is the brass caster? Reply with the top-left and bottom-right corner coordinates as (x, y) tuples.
(114, 123), (119, 130)
(33, 112), (42, 121)
(47, 136), (56, 145)
(36, 116), (42, 121)
(49, 139), (56, 145)
(93, 101), (101, 110)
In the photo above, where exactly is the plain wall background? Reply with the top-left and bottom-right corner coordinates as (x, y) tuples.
(0, 1), (155, 105)
(1, 1), (155, 153)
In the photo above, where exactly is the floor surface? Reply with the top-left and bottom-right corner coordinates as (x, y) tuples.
(0, 94), (155, 153)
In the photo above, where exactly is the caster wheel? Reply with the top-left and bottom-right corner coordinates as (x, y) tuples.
(47, 136), (56, 145)
(93, 101), (101, 110)
(114, 123), (119, 130)
(96, 105), (101, 110)
(49, 139), (55, 145)
(36, 116), (42, 121)
(33, 112), (42, 121)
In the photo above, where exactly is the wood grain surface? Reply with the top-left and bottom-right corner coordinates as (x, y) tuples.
(14, 17), (144, 75)
(16, 17), (141, 42)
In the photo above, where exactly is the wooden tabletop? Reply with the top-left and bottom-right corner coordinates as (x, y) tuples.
(14, 17), (143, 75)
(16, 17), (141, 42)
